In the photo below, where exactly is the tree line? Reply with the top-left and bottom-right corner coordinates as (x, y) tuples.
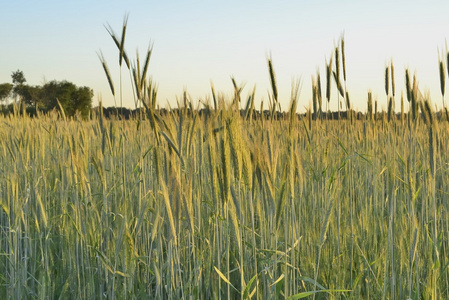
(0, 70), (93, 119)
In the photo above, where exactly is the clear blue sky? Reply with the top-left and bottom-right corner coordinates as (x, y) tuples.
(1, 0), (448, 112)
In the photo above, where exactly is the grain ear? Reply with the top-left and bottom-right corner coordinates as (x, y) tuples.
(385, 65), (389, 96)
(326, 55), (333, 104)
(405, 68), (412, 103)
(97, 51), (115, 97)
(341, 35), (346, 82)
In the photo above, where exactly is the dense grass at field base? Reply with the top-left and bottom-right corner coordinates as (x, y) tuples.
(0, 105), (448, 299)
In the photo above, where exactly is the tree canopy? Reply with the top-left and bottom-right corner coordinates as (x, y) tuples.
(40, 80), (93, 118)
(0, 83), (13, 102)
(1, 70), (93, 119)
(11, 70), (26, 85)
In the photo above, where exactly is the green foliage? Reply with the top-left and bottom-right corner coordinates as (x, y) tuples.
(12, 84), (41, 106)
(1, 107), (448, 298)
(40, 80), (93, 118)
(0, 83), (13, 101)
(4, 70), (93, 118)
(11, 69), (26, 85)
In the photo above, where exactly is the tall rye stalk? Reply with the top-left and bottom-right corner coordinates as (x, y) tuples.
(388, 60), (395, 122)
(424, 99), (439, 299)
(104, 15), (130, 117)
(326, 55), (333, 118)
(312, 76), (318, 120)
(267, 56), (278, 121)
(316, 70), (323, 118)
(341, 35), (350, 115)
(334, 45), (344, 117)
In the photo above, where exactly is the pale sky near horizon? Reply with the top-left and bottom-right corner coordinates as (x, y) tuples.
(1, 0), (448, 112)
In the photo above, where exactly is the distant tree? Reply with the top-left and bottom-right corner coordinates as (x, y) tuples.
(28, 86), (43, 107)
(7, 69), (93, 118)
(11, 70), (29, 107)
(0, 83), (13, 102)
(40, 80), (93, 118)
(11, 70), (26, 85)
(12, 84), (33, 105)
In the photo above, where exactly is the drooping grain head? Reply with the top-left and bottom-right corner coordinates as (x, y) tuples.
(210, 81), (217, 111)
(267, 57), (278, 103)
(98, 51), (115, 97)
(345, 91), (351, 111)
(411, 74), (418, 121)
(385, 66), (389, 96)
(140, 44), (153, 88)
(405, 69), (411, 103)
(119, 14), (129, 67)
(333, 71), (344, 98)
(326, 57), (332, 103)
(316, 70), (322, 112)
(230, 76), (242, 109)
(105, 22), (131, 69)
(312, 76), (318, 119)
(439, 59), (445, 98)
(341, 36), (347, 82)
(335, 46), (340, 85)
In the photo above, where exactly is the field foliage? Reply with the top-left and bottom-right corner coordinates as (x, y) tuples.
(0, 106), (448, 299)
(1, 17), (449, 299)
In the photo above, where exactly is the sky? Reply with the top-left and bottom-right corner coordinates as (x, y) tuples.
(1, 0), (449, 112)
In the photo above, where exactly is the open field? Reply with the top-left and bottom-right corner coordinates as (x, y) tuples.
(1, 15), (449, 299)
(0, 106), (448, 299)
